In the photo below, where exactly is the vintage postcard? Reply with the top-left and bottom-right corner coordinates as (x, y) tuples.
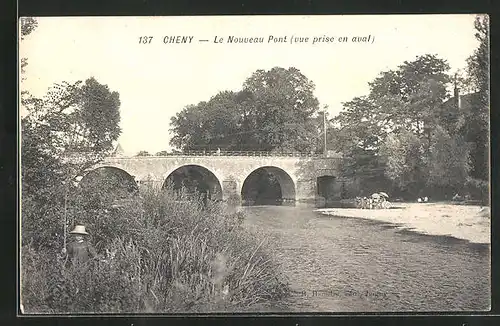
(19, 15), (490, 314)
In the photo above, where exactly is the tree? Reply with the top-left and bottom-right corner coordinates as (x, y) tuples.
(20, 17), (38, 39)
(331, 54), (454, 197)
(379, 130), (426, 198)
(22, 78), (121, 175)
(427, 126), (471, 197)
(20, 17), (38, 77)
(464, 15), (489, 181)
(334, 55), (451, 152)
(332, 97), (385, 177)
(21, 77), (122, 249)
(369, 55), (450, 143)
(170, 91), (244, 151)
(466, 15), (489, 105)
(241, 67), (320, 152)
(170, 67), (321, 152)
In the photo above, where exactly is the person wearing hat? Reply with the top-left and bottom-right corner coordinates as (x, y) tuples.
(62, 225), (97, 265)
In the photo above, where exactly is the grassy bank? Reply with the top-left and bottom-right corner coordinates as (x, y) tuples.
(316, 202), (490, 244)
(21, 186), (290, 313)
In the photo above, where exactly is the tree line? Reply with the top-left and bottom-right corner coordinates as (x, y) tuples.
(167, 15), (489, 201)
(329, 16), (488, 200)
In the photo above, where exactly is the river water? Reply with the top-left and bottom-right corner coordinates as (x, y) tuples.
(240, 205), (491, 312)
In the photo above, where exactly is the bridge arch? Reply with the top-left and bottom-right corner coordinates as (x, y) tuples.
(79, 166), (139, 200)
(162, 164), (223, 201)
(316, 174), (343, 207)
(241, 166), (296, 205)
(316, 175), (336, 197)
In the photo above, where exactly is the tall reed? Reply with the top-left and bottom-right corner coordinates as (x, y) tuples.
(21, 185), (289, 313)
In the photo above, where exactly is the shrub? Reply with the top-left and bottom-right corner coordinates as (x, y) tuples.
(20, 244), (57, 313)
(21, 194), (66, 251)
(465, 177), (489, 205)
(44, 237), (144, 313)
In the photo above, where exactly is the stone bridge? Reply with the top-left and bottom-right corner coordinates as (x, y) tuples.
(89, 153), (344, 204)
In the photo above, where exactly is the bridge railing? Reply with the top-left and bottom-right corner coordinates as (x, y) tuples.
(166, 150), (319, 157)
(140, 150), (327, 157)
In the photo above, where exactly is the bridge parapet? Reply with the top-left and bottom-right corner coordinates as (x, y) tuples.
(134, 150), (341, 158)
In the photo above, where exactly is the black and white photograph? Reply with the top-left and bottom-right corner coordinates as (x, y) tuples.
(19, 15), (490, 314)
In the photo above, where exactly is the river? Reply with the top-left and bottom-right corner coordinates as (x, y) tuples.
(240, 205), (491, 312)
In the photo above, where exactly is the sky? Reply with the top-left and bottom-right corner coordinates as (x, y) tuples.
(20, 15), (481, 156)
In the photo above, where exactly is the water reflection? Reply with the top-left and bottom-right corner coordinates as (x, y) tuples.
(242, 198), (296, 206)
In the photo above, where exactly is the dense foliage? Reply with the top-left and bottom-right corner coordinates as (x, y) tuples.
(21, 77), (122, 250)
(329, 15), (489, 201)
(20, 17), (38, 76)
(170, 67), (323, 153)
(464, 15), (489, 182)
(21, 187), (290, 313)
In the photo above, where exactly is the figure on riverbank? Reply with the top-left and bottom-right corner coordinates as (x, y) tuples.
(355, 192), (391, 209)
(62, 225), (98, 266)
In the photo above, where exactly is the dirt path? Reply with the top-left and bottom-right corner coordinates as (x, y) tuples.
(316, 203), (490, 244)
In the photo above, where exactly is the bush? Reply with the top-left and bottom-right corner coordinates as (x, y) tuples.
(20, 244), (57, 313)
(21, 186), (289, 313)
(465, 177), (489, 205)
(21, 196), (65, 251)
(44, 238), (144, 313)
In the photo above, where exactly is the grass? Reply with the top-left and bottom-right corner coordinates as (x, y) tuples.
(20, 185), (290, 313)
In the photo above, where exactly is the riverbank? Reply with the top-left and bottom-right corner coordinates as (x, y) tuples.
(316, 202), (490, 244)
